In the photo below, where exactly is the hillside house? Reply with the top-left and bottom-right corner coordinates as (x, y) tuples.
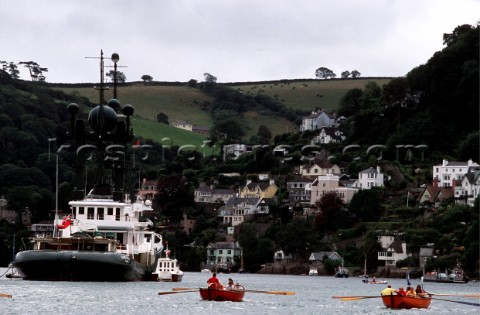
(352, 166), (385, 189)
(223, 144), (252, 160)
(171, 119), (193, 131)
(192, 125), (210, 136)
(455, 170), (480, 206)
(138, 179), (158, 201)
(310, 174), (357, 205)
(239, 179), (278, 199)
(299, 160), (341, 177)
(433, 159), (479, 187)
(217, 197), (269, 226)
(287, 177), (314, 206)
(299, 111), (336, 131)
(194, 183), (236, 204)
(417, 185), (454, 208)
(311, 127), (345, 144)
(377, 235), (409, 268)
(206, 241), (243, 272)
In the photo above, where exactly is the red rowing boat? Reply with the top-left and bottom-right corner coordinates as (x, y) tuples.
(382, 294), (432, 309)
(199, 287), (246, 302)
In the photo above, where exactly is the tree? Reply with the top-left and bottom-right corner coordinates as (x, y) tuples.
(351, 70), (361, 78)
(153, 175), (194, 223)
(8, 62), (20, 79)
(257, 125), (272, 144)
(106, 70), (126, 83)
(341, 71), (351, 79)
(141, 74), (153, 84)
(314, 191), (348, 232)
(203, 73), (217, 83)
(156, 112), (169, 124)
(19, 61), (48, 81)
(338, 88), (363, 117)
(349, 189), (382, 221)
(443, 24), (474, 47)
(315, 67), (336, 79)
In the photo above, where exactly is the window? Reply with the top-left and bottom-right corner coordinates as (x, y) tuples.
(87, 207), (94, 220)
(97, 207), (104, 220)
(79, 207), (84, 215)
(107, 207), (113, 216)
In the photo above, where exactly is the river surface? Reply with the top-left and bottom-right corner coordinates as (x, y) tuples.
(1, 268), (479, 315)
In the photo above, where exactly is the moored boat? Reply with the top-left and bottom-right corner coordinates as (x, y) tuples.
(423, 262), (469, 283)
(199, 287), (246, 302)
(152, 245), (184, 282)
(381, 294), (432, 309)
(11, 51), (163, 282)
(308, 267), (318, 276)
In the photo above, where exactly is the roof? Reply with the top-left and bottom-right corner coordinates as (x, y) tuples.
(419, 247), (434, 256)
(360, 167), (379, 174)
(207, 242), (242, 250)
(309, 251), (343, 261)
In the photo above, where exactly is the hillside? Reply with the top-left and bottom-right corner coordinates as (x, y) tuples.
(56, 78), (393, 142)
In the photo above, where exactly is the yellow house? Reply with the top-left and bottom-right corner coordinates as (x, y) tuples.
(239, 179), (278, 198)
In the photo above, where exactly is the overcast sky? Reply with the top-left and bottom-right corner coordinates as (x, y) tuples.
(1, 0), (478, 84)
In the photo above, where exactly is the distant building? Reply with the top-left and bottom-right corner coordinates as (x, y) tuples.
(171, 119), (193, 131)
(194, 183), (236, 204)
(433, 159), (479, 187)
(299, 160), (341, 177)
(299, 111), (336, 131)
(352, 166), (385, 189)
(206, 241), (243, 272)
(377, 234), (408, 268)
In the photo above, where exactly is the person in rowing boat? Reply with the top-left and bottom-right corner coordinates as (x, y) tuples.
(381, 285), (396, 296)
(207, 273), (224, 289)
(397, 287), (406, 296)
(415, 284), (429, 297)
(406, 287), (417, 297)
(226, 278), (235, 290)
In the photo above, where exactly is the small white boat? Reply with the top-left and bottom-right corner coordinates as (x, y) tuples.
(152, 246), (183, 282)
(201, 268), (212, 273)
(308, 267), (318, 276)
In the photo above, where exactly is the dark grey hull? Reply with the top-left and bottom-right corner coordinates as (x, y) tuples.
(12, 250), (153, 281)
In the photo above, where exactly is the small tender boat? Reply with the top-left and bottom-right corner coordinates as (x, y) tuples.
(199, 287), (246, 302)
(370, 279), (388, 284)
(308, 267), (318, 276)
(381, 295), (432, 309)
(151, 246), (183, 282)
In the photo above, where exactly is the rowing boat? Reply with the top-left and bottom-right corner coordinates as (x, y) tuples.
(382, 294), (432, 309)
(199, 287), (246, 302)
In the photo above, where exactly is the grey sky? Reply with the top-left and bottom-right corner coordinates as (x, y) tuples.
(1, 0), (478, 83)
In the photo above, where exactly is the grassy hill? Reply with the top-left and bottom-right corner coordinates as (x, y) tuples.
(56, 78), (393, 144)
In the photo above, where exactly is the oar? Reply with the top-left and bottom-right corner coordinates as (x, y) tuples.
(158, 289), (199, 296)
(337, 296), (381, 301)
(172, 287), (198, 291)
(0, 293), (13, 298)
(430, 297), (480, 307)
(333, 295), (378, 299)
(240, 289), (295, 295)
(430, 293), (480, 298)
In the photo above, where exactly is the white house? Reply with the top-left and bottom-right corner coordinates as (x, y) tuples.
(353, 166), (385, 189)
(377, 235), (408, 268)
(456, 170), (480, 206)
(299, 111), (336, 131)
(171, 119), (193, 131)
(433, 159), (479, 188)
(223, 144), (252, 160)
(311, 127), (345, 144)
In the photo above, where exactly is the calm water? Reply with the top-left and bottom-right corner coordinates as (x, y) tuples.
(1, 268), (479, 315)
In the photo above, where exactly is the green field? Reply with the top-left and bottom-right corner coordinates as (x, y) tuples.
(57, 78), (392, 144)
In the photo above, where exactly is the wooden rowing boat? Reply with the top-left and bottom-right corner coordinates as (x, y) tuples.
(382, 294), (432, 309)
(199, 287), (245, 302)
